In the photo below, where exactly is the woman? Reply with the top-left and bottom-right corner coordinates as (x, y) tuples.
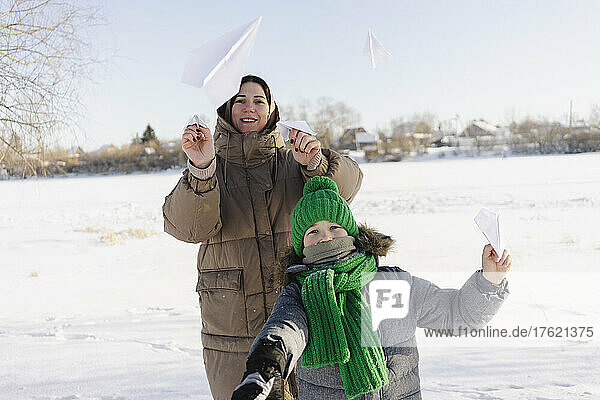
(232, 176), (511, 399)
(162, 75), (363, 400)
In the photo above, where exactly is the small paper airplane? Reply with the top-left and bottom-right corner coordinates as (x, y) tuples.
(474, 208), (504, 259)
(185, 114), (209, 130)
(363, 28), (391, 68)
(276, 120), (318, 142)
(182, 16), (262, 109)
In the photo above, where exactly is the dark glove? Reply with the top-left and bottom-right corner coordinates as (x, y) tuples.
(231, 342), (286, 400)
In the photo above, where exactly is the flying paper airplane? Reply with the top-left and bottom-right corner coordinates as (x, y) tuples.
(363, 28), (392, 68)
(182, 16), (262, 109)
(474, 208), (504, 259)
(276, 120), (318, 142)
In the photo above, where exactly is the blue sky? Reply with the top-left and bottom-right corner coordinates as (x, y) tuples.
(77, 0), (600, 150)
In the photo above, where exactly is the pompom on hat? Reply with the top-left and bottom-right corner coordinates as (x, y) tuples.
(291, 176), (359, 256)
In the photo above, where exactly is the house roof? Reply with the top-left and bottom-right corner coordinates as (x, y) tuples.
(355, 131), (378, 143)
(94, 144), (118, 155)
(463, 120), (509, 136)
(68, 146), (84, 156)
(343, 127), (367, 136)
(471, 120), (500, 133)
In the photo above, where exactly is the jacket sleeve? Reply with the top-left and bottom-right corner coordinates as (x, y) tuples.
(414, 270), (509, 330)
(162, 167), (222, 243)
(248, 282), (308, 379)
(300, 148), (363, 203)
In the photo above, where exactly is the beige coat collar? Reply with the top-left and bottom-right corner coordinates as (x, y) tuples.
(214, 116), (285, 168)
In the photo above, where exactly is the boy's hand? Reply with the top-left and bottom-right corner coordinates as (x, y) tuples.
(231, 372), (276, 400)
(231, 343), (285, 400)
(481, 244), (512, 284)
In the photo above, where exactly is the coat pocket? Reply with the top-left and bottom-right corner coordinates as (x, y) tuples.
(196, 268), (248, 337)
(197, 268), (242, 291)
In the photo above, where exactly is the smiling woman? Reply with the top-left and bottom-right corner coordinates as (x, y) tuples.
(162, 75), (364, 400)
(231, 80), (271, 133)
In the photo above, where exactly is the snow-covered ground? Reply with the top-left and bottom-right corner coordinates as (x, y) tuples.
(1, 153), (599, 399)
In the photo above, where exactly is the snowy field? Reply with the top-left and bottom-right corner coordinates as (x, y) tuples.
(1, 152), (599, 399)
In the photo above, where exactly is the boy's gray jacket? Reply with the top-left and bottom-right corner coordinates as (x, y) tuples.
(250, 226), (509, 399)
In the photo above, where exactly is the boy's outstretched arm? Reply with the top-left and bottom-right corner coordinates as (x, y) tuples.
(232, 283), (307, 399)
(414, 246), (511, 331)
(414, 270), (509, 331)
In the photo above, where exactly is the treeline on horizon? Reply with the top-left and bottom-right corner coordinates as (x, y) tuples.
(2, 96), (600, 179)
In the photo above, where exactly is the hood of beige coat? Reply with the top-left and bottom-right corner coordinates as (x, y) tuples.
(213, 84), (284, 168)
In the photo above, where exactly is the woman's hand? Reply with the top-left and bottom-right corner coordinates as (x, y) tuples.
(289, 128), (321, 166)
(182, 124), (215, 168)
(481, 244), (512, 284)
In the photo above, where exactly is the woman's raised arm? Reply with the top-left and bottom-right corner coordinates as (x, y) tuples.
(162, 124), (222, 243)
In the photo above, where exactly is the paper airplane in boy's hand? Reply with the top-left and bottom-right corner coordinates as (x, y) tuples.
(182, 16), (262, 109)
(363, 28), (391, 68)
(474, 208), (504, 259)
(276, 121), (318, 142)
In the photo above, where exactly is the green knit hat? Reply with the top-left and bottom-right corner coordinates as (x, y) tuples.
(292, 176), (359, 256)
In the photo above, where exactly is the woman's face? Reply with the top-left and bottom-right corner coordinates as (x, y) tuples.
(303, 220), (349, 248)
(231, 82), (270, 133)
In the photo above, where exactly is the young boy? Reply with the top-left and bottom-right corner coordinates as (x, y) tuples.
(232, 176), (511, 400)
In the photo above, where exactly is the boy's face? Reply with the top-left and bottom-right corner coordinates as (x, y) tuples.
(303, 220), (349, 248)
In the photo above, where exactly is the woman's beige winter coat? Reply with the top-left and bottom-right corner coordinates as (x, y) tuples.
(162, 110), (362, 400)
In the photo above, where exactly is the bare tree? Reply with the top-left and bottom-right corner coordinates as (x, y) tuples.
(281, 99), (311, 122)
(589, 104), (600, 127)
(411, 112), (437, 131)
(414, 121), (431, 134)
(281, 97), (361, 148)
(0, 0), (104, 176)
(311, 97), (361, 148)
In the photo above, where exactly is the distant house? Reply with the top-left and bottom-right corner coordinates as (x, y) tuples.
(337, 127), (381, 152)
(160, 140), (179, 151)
(355, 131), (379, 150)
(94, 144), (119, 156)
(68, 146), (85, 159)
(412, 132), (433, 140)
(337, 127), (367, 150)
(570, 121), (594, 135)
(461, 120), (508, 137)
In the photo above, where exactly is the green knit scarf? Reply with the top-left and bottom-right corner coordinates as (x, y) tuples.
(295, 251), (389, 399)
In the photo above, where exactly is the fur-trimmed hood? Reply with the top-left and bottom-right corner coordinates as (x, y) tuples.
(274, 224), (394, 288)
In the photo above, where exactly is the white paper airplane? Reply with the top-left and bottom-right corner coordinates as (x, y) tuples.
(363, 28), (392, 68)
(474, 208), (504, 259)
(276, 120), (318, 142)
(182, 16), (262, 109)
(186, 114), (208, 130)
